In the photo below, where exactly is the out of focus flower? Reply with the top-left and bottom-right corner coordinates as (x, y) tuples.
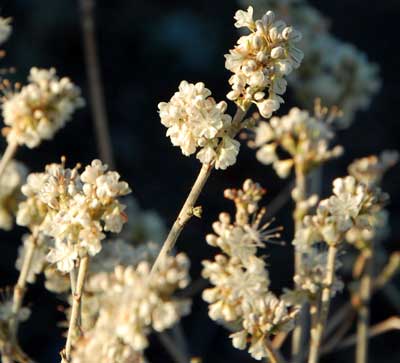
(0, 17), (11, 45)
(1, 68), (84, 148)
(0, 158), (27, 230)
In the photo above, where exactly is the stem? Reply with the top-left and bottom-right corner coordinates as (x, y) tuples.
(62, 255), (89, 362)
(308, 244), (337, 363)
(323, 316), (400, 354)
(158, 331), (188, 363)
(79, 0), (114, 168)
(150, 162), (213, 276)
(265, 338), (285, 363)
(0, 141), (18, 179)
(356, 248), (373, 363)
(9, 232), (38, 343)
(292, 162), (307, 362)
(150, 107), (248, 276)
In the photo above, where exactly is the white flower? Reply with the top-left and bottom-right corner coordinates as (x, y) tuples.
(226, 9), (302, 117)
(158, 81), (233, 163)
(1, 68), (84, 148)
(47, 241), (78, 273)
(0, 17), (11, 45)
(215, 137), (240, 170)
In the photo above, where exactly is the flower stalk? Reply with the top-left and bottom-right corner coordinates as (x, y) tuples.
(356, 247), (373, 363)
(62, 255), (90, 362)
(150, 107), (247, 276)
(9, 231), (38, 344)
(308, 244), (338, 363)
(0, 141), (17, 179)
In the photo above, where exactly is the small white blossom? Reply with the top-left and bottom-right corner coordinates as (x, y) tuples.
(0, 17), (11, 45)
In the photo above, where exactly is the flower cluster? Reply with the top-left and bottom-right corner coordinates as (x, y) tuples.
(0, 158), (27, 230)
(202, 180), (297, 360)
(294, 176), (388, 249)
(240, 0), (380, 125)
(17, 159), (131, 272)
(250, 106), (343, 178)
(1, 68), (84, 148)
(158, 81), (240, 169)
(70, 251), (191, 363)
(348, 151), (399, 187)
(225, 6), (303, 118)
(345, 151), (398, 249)
(283, 247), (344, 305)
(0, 17), (11, 46)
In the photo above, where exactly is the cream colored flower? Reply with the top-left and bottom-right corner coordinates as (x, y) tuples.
(225, 7), (303, 117)
(1, 68), (84, 148)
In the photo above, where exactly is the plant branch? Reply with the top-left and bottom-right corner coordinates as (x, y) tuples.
(8, 232), (38, 344)
(0, 141), (18, 179)
(308, 244), (337, 363)
(158, 331), (189, 363)
(62, 255), (90, 362)
(79, 0), (114, 168)
(356, 248), (373, 363)
(150, 107), (247, 277)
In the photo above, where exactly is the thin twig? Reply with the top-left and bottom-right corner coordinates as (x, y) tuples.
(326, 316), (400, 353)
(150, 108), (247, 277)
(356, 248), (373, 363)
(265, 338), (286, 363)
(62, 255), (90, 362)
(308, 244), (337, 363)
(150, 162), (213, 276)
(158, 331), (188, 363)
(9, 231), (39, 343)
(79, 0), (114, 168)
(0, 141), (18, 179)
(292, 163), (307, 362)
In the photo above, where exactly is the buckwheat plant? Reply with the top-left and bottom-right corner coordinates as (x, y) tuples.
(151, 7), (303, 276)
(249, 100), (343, 358)
(0, 67), (84, 177)
(239, 0), (381, 126)
(293, 176), (388, 363)
(202, 179), (298, 361)
(345, 151), (398, 363)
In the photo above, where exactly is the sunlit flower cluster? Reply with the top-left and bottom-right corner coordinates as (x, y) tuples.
(1, 67), (84, 148)
(345, 151), (398, 249)
(239, 0), (380, 125)
(250, 106), (343, 178)
(17, 159), (131, 272)
(71, 252), (191, 362)
(294, 176), (388, 249)
(348, 151), (399, 187)
(202, 179), (297, 360)
(158, 81), (240, 169)
(0, 158), (27, 230)
(283, 247), (344, 305)
(0, 17), (11, 45)
(226, 6), (303, 118)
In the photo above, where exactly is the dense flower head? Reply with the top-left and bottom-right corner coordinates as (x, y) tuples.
(348, 150), (399, 187)
(158, 81), (240, 169)
(294, 176), (388, 248)
(16, 159), (131, 272)
(225, 7), (303, 118)
(239, 0), (380, 125)
(70, 252), (191, 361)
(250, 106), (343, 178)
(283, 247), (344, 305)
(202, 180), (297, 360)
(1, 67), (84, 148)
(0, 17), (11, 45)
(0, 158), (27, 230)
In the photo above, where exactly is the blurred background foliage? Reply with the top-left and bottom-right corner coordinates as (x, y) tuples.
(0, 0), (399, 362)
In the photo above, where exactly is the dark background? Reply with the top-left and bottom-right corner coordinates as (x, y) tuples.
(0, 0), (399, 362)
